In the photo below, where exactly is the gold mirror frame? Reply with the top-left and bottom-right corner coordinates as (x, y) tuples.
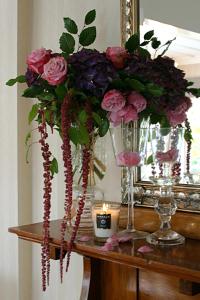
(120, 0), (200, 213)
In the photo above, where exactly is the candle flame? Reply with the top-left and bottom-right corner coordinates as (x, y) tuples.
(103, 203), (109, 212)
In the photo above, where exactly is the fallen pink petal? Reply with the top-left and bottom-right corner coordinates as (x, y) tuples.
(137, 245), (154, 253)
(77, 235), (92, 242)
(118, 234), (133, 243)
(101, 242), (114, 252)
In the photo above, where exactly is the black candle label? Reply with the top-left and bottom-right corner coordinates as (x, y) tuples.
(96, 214), (111, 229)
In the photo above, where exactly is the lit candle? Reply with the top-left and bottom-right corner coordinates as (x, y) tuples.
(92, 202), (120, 241)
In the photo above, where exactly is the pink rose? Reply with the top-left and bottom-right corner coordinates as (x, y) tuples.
(108, 105), (138, 126)
(26, 48), (52, 74)
(42, 56), (67, 85)
(156, 148), (179, 163)
(106, 47), (128, 69)
(128, 91), (147, 113)
(116, 151), (141, 167)
(101, 90), (126, 112)
(167, 110), (187, 127)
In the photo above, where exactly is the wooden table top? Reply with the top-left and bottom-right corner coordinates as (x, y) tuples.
(9, 218), (200, 284)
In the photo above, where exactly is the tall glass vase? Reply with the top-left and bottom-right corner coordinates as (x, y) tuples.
(110, 121), (149, 239)
(147, 127), (185, 246)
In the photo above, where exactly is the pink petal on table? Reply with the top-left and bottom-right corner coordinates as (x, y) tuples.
(106, 235), (119, 247)
(77, 235), (92, 242)
(101, 242), (114, 252)
(137, 245), (153, 253)
(118, 234), (133, 243)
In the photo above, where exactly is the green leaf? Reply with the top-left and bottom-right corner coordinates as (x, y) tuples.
(99, 118), (109, 137)
(147, 154), (153, 164)
(125, 33), (140, 53)
(125, 78), (145, 92)
(151, 38), (161, 49)
(79, 26), (96, 46)
(59, 32), (75, 54)
(146, 83), (164, 97)
(28, 104), (39, 124)
(92, 112), (102, 126)
(55, 85), (67, 100)
(64, 17), (78, 34)
(187, 88), (200, 98)
(22, 86), (43, 98)
(79, 124), (89, 144)
(50, 157), (59, 176)
(138, 47), (151, 58)
(38, 92), (55, 101)
(17, 75), (26, 83)
(140, 41), (149, 47)
(25, 131), (31, 146)
(78, 110), (88, 124)
(69, 127), (80, 145)
(85, 9), (96, 25)
(184, 130), (193, 142)
(144, 30), (154, 40)
(6, 75), (26, 86)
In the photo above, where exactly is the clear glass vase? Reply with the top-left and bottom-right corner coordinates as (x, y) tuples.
(146, 127), (185, 246)
(110, 121), (149, 239)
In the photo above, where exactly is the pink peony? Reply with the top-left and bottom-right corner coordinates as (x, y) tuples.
(128, 91), (147, 113)
(42, 56), (67, 85)
(101, 89), (126, 112)
(106, 46), (128, 69)
(116, 151), (141, 167)
(26, 48), (52, 74)
(108, 105), (138, 126)
(156, 148), (179, 163)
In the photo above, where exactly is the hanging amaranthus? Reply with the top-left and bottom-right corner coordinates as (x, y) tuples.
(38, 111), (53, 291)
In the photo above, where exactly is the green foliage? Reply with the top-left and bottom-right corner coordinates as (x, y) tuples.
(28, 104), (39, 124)
(85, 9), (96, 25)
(151, 38), (161, 49)
(22, 86), (43, 98)
(125, 33), (140, 53)
(6, 75), (26, 86)
(125, 78), (145, 92)
(98, 118), (109, 137)
(144, 30), (154, 40)
(55, 85), (67, 100)
(146, 83), (164, 97)
(188, 88), (200, 97)
(59, 32), (75, 54)
(50, 158), (59, 176)
(69, 124), (89, 145)
(79, 27), (96, 46)
(64, 17), (78, 34)
(38, 92), (55, 101)
(147, 154), (153, 164)
(78, 110), (88, 124)
(25, 131), (31, 146)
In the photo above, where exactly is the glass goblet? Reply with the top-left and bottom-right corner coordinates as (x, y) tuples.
(110, 122), (149, 239)
(147, 127), (185, 246)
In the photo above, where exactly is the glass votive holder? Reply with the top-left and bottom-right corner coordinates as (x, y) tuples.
(92, 202), (120, 242)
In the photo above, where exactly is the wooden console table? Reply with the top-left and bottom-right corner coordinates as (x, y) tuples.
(9, 207), (200, 300)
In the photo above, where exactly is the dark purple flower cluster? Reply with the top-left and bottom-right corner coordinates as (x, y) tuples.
(25, 68), (40, 87)
(68, 49), (118, 97)
(124, 55), (188, 112)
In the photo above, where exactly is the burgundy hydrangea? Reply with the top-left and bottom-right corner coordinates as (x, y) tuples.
(25, 68), (41, 87)
(68, 49), (118, 97)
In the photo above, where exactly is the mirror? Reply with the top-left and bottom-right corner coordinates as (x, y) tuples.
(120, 0), (200, 212)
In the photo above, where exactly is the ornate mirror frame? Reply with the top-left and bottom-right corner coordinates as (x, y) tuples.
(120, 0), (200, 213)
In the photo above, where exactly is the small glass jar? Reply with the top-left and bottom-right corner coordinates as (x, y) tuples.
(92, 202), (120, 242)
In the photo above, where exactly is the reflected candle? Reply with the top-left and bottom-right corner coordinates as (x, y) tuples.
(92, 203), (120, 241)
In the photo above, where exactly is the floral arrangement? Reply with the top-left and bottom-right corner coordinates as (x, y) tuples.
(7, 9), (200, 290)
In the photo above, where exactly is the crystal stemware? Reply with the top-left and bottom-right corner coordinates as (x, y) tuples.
(146, 127), (185, 246)
(110, 122), (149, 239)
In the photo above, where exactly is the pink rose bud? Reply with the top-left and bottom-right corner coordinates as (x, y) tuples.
(128, 91), (147, 113)
(42, 56), (67, 86)
(117, 151), (141, 167)
(108, 105), (138, 126)
(26, 48), (52, 74)
(106, 46), (128, 69)
(167, 110), (187, 127)
(101, 89), (126, 112)
(156, 148), (179, 163)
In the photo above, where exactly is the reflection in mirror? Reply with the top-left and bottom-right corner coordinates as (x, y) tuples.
(120, 0), (200, 212)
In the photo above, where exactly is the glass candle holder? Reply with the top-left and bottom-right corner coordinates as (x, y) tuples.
(92, 202), (120, 242)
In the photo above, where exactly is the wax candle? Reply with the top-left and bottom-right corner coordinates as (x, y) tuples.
(92, 203), (120, 241)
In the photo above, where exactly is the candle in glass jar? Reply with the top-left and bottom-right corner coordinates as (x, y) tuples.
(92, 203), (120, 240)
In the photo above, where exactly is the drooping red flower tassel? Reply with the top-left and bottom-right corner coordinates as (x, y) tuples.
(185, 119), (192, 174)
(60, 96), (73, 282)
(38, 111), (53, 291)
(65, 102), (93, 272)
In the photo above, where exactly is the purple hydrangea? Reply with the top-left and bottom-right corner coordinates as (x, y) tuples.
(68, 49), (118, 97)
(25, 68), (41, 87)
